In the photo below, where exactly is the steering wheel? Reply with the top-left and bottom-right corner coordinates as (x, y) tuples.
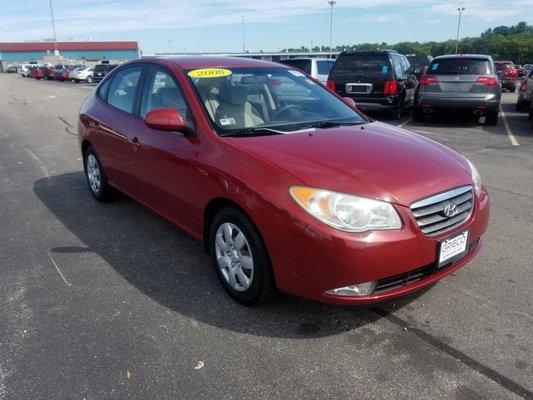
(272, 105), (302, 121)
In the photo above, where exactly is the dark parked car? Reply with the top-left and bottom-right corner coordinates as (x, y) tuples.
(414, 54), (501, 125)
(406, 54), (433, 79)
(93, 64), (118, 83)
(516, 67), (533, 111)
(6, 66), (18, 73)
(327, 50), (418, 119)
(494, 60), (517, 92)
(78, 56), (488, 305)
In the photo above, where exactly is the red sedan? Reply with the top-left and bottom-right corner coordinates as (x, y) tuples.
(78, 57), (489, 305)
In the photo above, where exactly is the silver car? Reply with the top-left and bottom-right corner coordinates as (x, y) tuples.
(516, 67), (533, 112)
(414, 54), (501, 125)
(279, 58), (335, 83)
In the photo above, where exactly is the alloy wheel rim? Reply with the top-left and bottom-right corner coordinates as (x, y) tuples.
(86, 154), (101, 194)
(215, 222), (254, 292)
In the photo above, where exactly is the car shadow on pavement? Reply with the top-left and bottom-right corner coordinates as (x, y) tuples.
(34, 172), (436, 339)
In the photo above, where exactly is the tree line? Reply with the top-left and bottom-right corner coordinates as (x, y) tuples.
(282, 22), (533, 64)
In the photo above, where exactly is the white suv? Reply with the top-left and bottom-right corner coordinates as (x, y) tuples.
(69, 67), (95, 83)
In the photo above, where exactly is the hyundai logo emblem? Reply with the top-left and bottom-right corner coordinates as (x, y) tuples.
(443, 203), (459, 218)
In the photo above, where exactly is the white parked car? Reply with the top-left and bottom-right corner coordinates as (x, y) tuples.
(18, 64), (35, 77)
(69, 66), (94, 83)
(279, 58), (335, 83)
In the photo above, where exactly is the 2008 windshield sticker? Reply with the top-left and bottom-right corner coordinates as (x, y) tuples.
(188, 68), (232, 78)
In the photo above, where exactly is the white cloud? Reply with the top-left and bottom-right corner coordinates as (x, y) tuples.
(0, 0), (531, 42)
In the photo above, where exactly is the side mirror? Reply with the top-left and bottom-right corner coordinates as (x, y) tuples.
(342, 97), (358, 109)
(144, 108), (194, 135)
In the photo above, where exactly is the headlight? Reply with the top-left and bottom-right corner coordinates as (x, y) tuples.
(289, 186), (402, 233)
(466, 159), (482, 195)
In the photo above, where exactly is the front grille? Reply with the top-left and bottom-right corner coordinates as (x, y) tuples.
(410, 186), (474, 237)
(373, 238), (480, 294)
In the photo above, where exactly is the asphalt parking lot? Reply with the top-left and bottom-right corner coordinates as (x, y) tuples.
(0, 73), (532, 400)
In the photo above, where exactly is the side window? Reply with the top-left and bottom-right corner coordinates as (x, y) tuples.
(140, 67), (190, 119)
(98, 78), (111, 100)
(401, 56), (410, 74)
(391, 54), (403, 78)
(107, 66), (142, 113)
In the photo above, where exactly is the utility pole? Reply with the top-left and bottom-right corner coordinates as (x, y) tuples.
(48, 0), (58, 55)
(242, 16), (246, 53)
(455, 7), (465, 54)
(328, 1), (336, 58)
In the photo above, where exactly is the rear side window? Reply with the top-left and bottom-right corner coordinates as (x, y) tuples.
(332, 54), (392, 78)
(107, 66), (142, 113)
(282, 60), (311, 75)
(429, 58), (491, 75)
(98, 78), (111, 100)
(391, 54), (403, 77)
(316, 60), (334, 75)
(140, 67), (190, 118)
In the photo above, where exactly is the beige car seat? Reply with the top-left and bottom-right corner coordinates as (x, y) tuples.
(215, 86), (264, 129)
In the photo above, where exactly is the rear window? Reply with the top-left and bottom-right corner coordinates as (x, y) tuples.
(428, 58), (491, 75)
(281, 60), (311, 74)
(316, 60), (334, 75)
(406, 55), (430, 67)
(332, 54), (392, 78)
(495, 63), (513, 71)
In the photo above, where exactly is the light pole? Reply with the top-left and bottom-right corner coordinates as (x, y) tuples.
(328, 1), (336, 58)
(241, 16), (246, 53)
(455, 7), (465, 54)
(48, 0), (58, 55)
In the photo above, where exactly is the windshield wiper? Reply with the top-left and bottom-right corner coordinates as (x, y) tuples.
(305, 120), (364, 129)
(220, 127), (286, 137)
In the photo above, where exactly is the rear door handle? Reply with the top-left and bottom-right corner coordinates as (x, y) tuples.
(131, 136), (140, 151)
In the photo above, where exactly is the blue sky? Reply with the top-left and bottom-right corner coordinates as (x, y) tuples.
(1, 0), (532, 54)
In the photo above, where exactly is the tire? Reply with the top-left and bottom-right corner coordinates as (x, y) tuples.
(86, 76), (93, 83)
(413, 108), (425, 122)
(83, 146), (112, 202)
(209, 207), (276, 306)
(485, 111), (498, 126)
(75, 79), (80, 83)
(516, 100), (525, 111)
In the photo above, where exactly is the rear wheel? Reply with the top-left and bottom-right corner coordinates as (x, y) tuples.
(485, 111), (498, 126)
(209, 207), (276, 306)
(84, 146), (112, 202)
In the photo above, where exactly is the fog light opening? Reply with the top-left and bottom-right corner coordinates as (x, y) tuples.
(325, 281), (377, 297)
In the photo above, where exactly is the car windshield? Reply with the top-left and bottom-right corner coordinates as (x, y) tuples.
(186, 67), (367, 135)
(428, 58), (491, 75)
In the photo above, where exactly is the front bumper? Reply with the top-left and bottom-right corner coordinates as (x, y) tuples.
(264, 188), (489, 305)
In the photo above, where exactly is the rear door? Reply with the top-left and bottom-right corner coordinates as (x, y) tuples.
(329, 53), (392, 99)
(424, 57), (492, 98)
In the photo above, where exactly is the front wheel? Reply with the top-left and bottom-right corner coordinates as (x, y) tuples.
(86, 76), (93, 83)
(84, 146), (112, 202)
(209, 207), (276, 306)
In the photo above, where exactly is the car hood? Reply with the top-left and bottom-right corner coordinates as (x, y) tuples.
(230, 122), (472, 206)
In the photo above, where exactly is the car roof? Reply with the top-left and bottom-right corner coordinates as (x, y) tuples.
(141, 56), (287, 69)
(339, 50), (398, 55)
(282, 58), (332, 61)
(432, 54), (492, 61)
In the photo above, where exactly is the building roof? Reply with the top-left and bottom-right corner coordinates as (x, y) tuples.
(0, 41), (139, 52)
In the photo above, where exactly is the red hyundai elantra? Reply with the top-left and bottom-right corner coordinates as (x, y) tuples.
(78, 57), (489, 305)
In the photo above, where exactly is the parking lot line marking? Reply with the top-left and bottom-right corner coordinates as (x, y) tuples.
(500, 107), (519, 146)
(413, 130), (436, 135)
(46, 249), (72, 286)
(397, 117), (412, 128)
(371, 307), (533, 399)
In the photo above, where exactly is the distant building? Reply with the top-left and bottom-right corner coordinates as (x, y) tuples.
(0, 41), (139, 69)
(147, 51), (341, 62)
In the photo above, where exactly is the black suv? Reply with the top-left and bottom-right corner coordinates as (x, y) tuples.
(327, 50), (418, 119)
(93, 64), (118, 83)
